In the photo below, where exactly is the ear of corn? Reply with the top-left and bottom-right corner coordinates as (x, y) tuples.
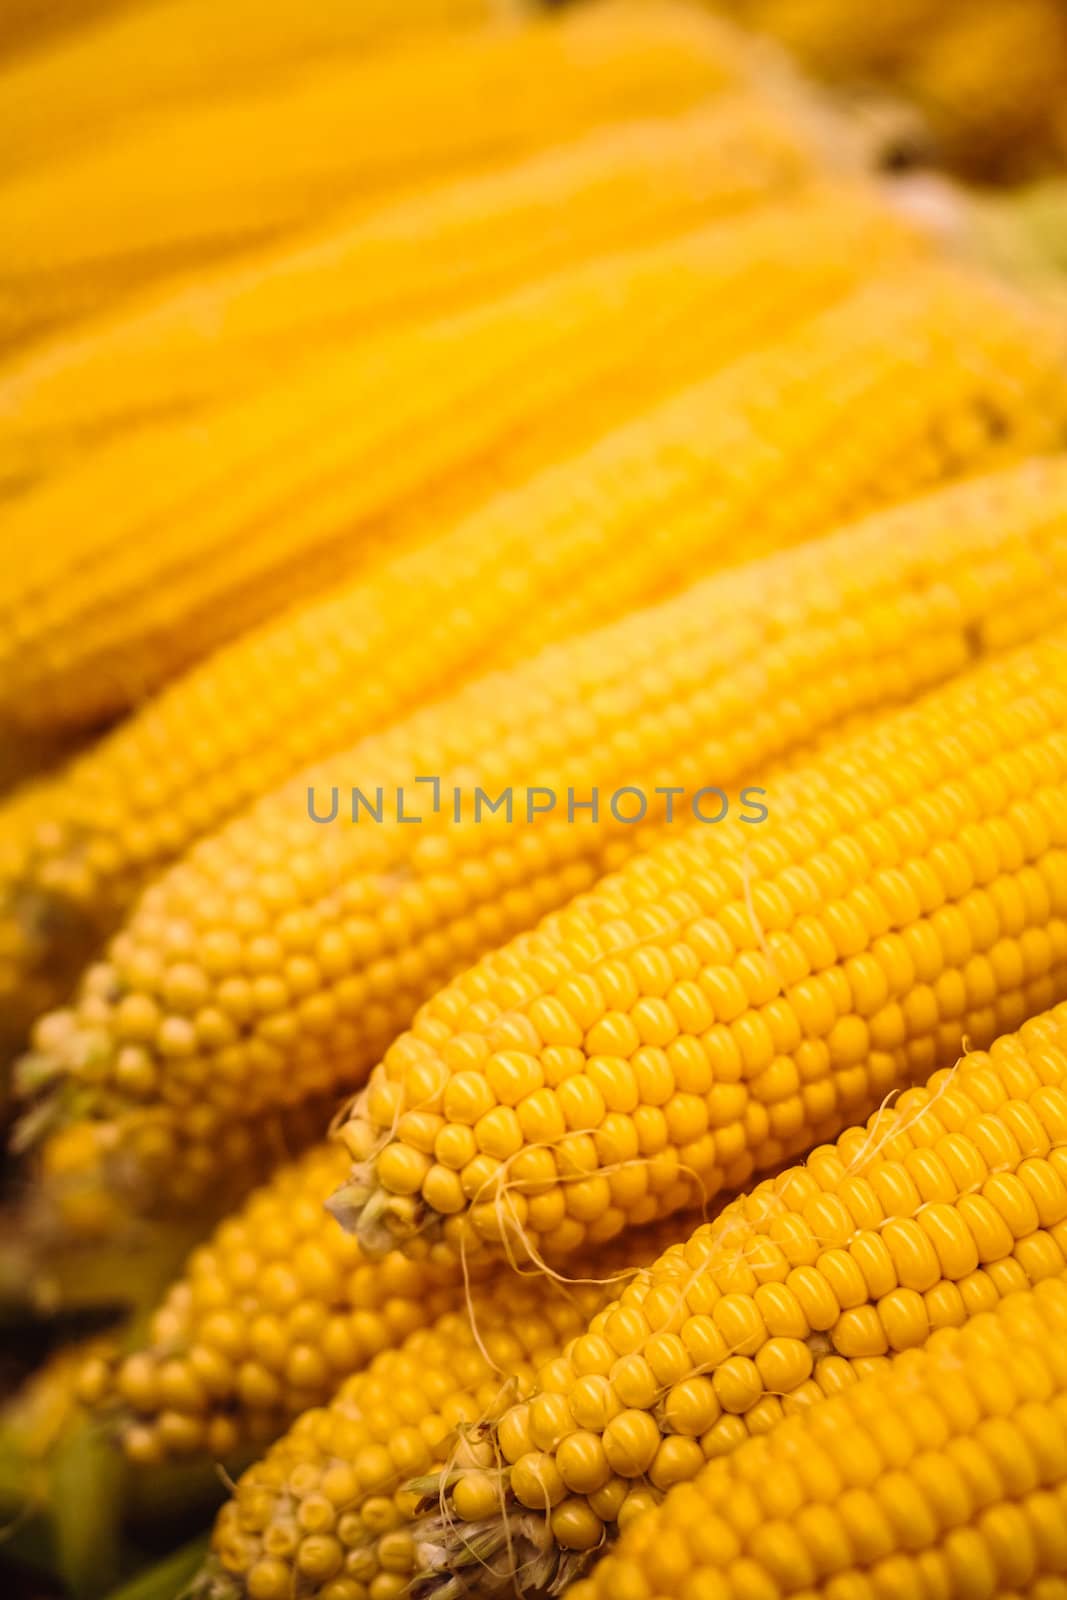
(0, 183), (926, 733)
(82, 1141), (494, 1463)
(0, 97), (830, 488)
(421, 996), (1067, 1591)
(0, 0), (754, 343)
(18, 451), (1067, 1243)
(899, 0), (1067, 181)
(2, 253), (1063, 1067)
(737, 0), (942, 78)
(188, 1219), (685, 1600)
(336, 629), (1067, 1265)
(732, 0), (1067, 180)
(568, 1273), (1067, 1600)
(0, 0), (518, 179)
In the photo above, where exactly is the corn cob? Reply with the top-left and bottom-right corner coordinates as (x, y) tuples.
(901, 0), (1067, 182)
(569, 1275), (1067, 1600)
(0, 0), (754, 343)
(0, 183), (925, 736)
(3, 254), (1064, 1070)
(420, 997), (1067, 1592)
(85, 1141), (494, 1462)
(734, 0), (1067, 180)
(188, 1221), (683, 1600)
(0, 0), (519, 179)
(337, 628), (1067, 1265)
(191, 1017), (1067, 1600)
(0, 98), (828, 489)
(19, 449), (1067, 1241)
(742, 0), (943, 77)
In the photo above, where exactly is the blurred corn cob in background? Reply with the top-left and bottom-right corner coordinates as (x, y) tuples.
(0, 1326), (251, 1600)
(720, 0), (1067, 180)
(0, 0), (524, 178)
(412, 998), (1067, 1594)
(0, 184), (923, 737)
(901, 0), (1067, 181)
(338, 630), (1067, 1263)
(0, 96), (838, 486)
(0, 1332), (128, 1596)
(725, 0), (944, 77)
(12, 450), (1067, 1284)
(0, 0), (758, 345)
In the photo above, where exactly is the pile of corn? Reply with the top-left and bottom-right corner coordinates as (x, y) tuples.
(3, 3), (1067, 1600)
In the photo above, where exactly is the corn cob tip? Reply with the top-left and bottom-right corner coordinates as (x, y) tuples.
(0, 808), (113, 1053)
(324, 1166), (434, 1258)
(329, 1152), (537, 1266)
(11, 1004), (116, 1158)
(407, 1505), (577, 1600)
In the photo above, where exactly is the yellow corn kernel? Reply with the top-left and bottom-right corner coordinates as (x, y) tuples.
(19, 453), (1067, 1231)
(342, 630), (1067, 1264)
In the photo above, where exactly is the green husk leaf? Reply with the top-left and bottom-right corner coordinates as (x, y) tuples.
(103, 1536), (212, 1600)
